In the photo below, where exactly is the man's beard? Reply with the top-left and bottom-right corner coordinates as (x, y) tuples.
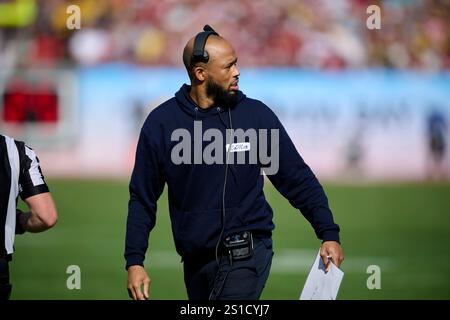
(206, 78), (238, 109)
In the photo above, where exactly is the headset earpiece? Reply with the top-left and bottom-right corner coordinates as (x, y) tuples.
(192, 25), (219, 63)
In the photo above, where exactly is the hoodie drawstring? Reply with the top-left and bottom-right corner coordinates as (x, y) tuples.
(217, 107), (238, 186)
(217, 107), (227, 129)
(180, 106), (199, 212)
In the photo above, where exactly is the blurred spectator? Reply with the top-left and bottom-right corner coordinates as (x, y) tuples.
(426, 109), (448, 180)
(0, 0), (449, 70)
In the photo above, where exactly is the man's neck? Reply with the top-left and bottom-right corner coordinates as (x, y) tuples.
(189, 85), (214, 109)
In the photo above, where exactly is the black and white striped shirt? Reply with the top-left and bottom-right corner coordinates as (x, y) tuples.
(0, 134), (49, 256)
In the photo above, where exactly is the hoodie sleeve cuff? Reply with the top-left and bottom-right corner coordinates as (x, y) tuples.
(125, 254), (145, 270)
(321, 230), (340, 244)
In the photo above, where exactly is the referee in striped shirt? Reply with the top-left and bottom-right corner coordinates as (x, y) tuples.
(0, 134), (58, 300)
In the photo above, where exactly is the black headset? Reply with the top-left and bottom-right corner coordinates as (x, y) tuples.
(192, 25), (219, 63)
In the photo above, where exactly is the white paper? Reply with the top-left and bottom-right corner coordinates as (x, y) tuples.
(299, 249), (344, 300)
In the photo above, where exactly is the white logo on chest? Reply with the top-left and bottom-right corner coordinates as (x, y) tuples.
(226, 142), (250, 153)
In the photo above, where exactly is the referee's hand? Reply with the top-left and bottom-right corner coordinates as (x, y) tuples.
(127, 265), (150, 300)
(320, 241), (344, 272)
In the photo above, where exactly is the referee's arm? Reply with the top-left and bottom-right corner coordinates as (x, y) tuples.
(16, 143), (57, 234)
(18, 193), (57, 233)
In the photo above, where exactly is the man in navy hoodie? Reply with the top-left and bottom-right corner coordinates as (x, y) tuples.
(125, 26), (343, 300)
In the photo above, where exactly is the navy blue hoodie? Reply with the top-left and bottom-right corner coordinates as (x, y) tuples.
(125, 84), (340, 268)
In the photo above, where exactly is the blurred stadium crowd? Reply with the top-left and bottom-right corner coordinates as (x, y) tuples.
(0, 0), (449, 70)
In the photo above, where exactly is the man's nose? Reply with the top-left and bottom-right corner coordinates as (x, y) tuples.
(233, 64), (240, 78)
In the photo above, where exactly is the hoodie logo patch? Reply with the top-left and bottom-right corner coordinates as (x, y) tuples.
(226, 142), (250, 153)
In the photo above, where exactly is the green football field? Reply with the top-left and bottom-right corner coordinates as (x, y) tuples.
(10, 179), (450, 300)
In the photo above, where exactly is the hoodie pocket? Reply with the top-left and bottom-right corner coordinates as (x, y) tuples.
(176, 206), (242, 257)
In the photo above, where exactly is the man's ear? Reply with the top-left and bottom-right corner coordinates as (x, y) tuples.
(193, 65), (207, 82)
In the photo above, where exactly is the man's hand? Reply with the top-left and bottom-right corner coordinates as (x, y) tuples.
(16, 209), (27, 234)
(127, 265), (151, 300)
(320, 241), (344, 272)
